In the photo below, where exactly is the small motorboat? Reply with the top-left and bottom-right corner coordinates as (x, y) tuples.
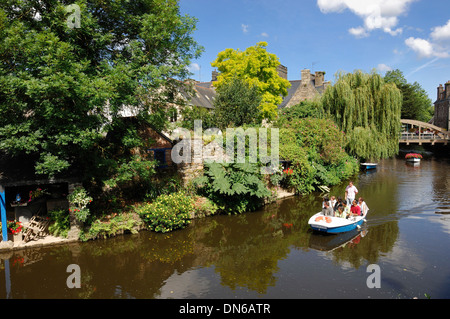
(308, 213), (367, 234)
(360, 163), (378, 170)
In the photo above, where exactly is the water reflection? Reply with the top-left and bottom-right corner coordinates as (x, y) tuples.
(0, 157), (449, 298)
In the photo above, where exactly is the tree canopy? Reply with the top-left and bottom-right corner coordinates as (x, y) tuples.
(211, 42), (291, 121)
(213, 76), (262, 129)
(321, 70), (402, 161)
(0, 0), (203, 178)
(384, 69), (433, 122)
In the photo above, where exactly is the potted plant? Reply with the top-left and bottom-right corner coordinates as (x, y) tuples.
(6, 220), (23, 243)
(405, 153), (423, 162)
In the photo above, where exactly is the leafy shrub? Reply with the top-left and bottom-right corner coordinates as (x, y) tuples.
(136, 192), (194, 233)
(48, 209), (71, 238)
(195, 162), (272, 215)
(278, 118), (359, 194)
(68, 186), (93, 223)
(81, 213), (143, 241)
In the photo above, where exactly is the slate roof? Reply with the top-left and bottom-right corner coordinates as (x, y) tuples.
(278, 80), (302, 109)
(179, 82), (216, 109)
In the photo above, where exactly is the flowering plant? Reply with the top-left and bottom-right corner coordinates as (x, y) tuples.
(29, 188), (49, 202)
(283, 168), (294, 175)
(68, 187), (93, 222)
(405, 153), (423, 159)
(7, 220), (23, 234)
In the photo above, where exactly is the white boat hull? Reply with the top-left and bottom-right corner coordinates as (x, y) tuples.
(308, 213), (366, 234)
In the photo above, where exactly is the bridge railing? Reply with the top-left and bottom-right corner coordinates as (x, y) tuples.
(399, 132), (446, 141)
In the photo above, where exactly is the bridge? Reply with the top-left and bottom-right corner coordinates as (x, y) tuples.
(400, 119), (450, 145)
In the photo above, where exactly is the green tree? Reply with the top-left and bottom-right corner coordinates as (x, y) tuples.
(211, 42), (291, 121)
(275, 100), (323, 127)
(321, 70), (402, 161)
(0, 0), (203, 178)
(384, 69), (433, 122)
(213, 76), (262, 129)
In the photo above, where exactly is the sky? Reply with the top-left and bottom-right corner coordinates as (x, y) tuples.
(179, 0), (450, 102)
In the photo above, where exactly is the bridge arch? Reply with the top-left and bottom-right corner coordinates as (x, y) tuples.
(400, 119), (449, 145)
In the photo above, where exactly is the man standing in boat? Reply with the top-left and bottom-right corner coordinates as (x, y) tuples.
(345, 181), (358, 205)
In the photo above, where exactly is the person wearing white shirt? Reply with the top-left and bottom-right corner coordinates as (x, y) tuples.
(345, 181), (358, 205)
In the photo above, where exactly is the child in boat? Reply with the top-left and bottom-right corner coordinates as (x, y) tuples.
(342, 201), (351, 218)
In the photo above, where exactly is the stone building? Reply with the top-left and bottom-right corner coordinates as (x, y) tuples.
(434, 81), (450, 131)
(190, 65), (330, 110)
(278, 68), (330, 109)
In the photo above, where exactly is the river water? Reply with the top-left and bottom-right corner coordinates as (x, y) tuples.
(0, 156), (449, 299)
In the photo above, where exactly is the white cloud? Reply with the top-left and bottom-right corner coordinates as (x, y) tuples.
(241, 24), (249, 34)
(260, 32), (269, 38)
(317, 0), (414, 37)
(405, 37), (434, 58)
(431, 19), (450, 42)
(349, 26), (369, 38)
(405, 20), (450, 59)
(377, 63), (393, 72)
(188, 63), (201, 73)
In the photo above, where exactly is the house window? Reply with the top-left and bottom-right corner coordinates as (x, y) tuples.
(150, 148), (171, 168)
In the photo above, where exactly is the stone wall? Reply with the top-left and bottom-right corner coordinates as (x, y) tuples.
(434, 81), (450, 131)
(176, 138), (229, 187)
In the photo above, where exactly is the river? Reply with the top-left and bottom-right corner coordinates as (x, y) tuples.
(0, 156), (449, 299)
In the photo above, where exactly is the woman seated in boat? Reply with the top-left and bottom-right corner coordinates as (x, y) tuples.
(342, 201), (351, 218)
(333, 196), (343, 212)
(358, 197), (369, 217)
(349, 199), (361, 217)
(335, 205), (347, 219)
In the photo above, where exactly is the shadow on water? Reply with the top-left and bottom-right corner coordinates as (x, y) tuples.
(0, 157), (449, 298)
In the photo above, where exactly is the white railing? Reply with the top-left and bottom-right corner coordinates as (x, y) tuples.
(400, 132), (446, 141)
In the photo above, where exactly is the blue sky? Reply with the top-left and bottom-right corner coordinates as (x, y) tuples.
(179, 0), (450, 102)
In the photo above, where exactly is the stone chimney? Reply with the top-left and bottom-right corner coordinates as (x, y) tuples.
(438, 84), (444, 100)
(301, 69), (311, 85)
(212, 70), (218, 82)
(277, 64), (288, 80)
(315, 71), (325, 87)
(446, 81), (450, 99)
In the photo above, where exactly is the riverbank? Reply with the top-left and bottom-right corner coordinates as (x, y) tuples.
(0, 234), (76, 252)
(0, 188), (296, 252)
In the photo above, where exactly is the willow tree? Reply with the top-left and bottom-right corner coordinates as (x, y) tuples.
(321, 70), (402, 161)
